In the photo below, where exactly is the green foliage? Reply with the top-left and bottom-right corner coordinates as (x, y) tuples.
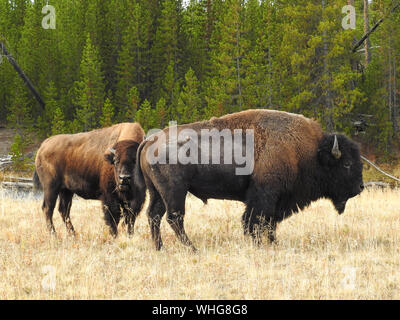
(0, 0), (399, 158)
(176, 68), (201, 123)
(100, 95), (114, 128)
(37, 81), (59, 137)
(51, 106), (67, 136)
(10, 133), (30, 170)
(135, 99), (155, 132)
(154, 97), (169, 128)
(72, 34), (105, 132)
(122, 86), (140, 122)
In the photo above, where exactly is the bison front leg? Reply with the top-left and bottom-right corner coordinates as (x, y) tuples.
(102, 199), (121, 238)
(244, 211), (277, 245)
(122, 201), (139, 237)
(243, 190), (278, 245)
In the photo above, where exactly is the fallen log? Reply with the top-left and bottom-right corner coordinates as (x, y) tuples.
(5, 176), (33, 183)
(364, 181), (390, 189)
(1, 181), (33, 190)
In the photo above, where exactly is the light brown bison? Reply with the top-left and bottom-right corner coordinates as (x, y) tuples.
(34, 123), (145, 237)
(132, 109), (364, 251)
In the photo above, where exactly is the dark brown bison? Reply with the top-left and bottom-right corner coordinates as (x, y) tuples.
(33, 123), (145, 237)
(132, 109), (364, 251)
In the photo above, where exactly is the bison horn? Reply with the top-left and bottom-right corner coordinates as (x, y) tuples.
(108, 147), (116, 155)
(331, 135), (341, 159)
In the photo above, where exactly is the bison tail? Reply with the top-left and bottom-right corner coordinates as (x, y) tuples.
(33, 170), (42, 191)
(132, 141), (147, 213)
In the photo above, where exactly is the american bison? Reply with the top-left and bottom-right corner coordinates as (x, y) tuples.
(132, 109), (364, 250)
(33, 123), (145, 237)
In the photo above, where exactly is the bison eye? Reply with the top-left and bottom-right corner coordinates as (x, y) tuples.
(344, 160), (352, 169)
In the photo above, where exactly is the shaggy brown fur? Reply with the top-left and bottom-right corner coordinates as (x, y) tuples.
(34, 123), (145, 236)
(132, 109), (364, 251)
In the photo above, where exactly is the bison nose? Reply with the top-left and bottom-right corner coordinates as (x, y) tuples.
(360, 183), (364, 191)
(119, 174), (131, 184)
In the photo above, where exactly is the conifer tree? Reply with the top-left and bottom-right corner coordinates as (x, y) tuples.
(100, 95), (114, 128)
(72, 34), (105, 132)
(155, 97), (168, 128)
(176, 68), (201, 123)
(152, 0), (181, 102)
(135, 99), (155, 132)
(51, 106), (67, 136)
(115, 1), (143, 116)
(6, 79), (33, 137)
(124, 86), (140, 122)
(205, 0), (245, 117)
(38, 81), (59, 138)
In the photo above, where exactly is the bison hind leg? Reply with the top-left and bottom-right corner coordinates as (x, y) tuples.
(58, 189), (75, 236)
(146, 183), (166, 251)
(42, 185), (60, 235)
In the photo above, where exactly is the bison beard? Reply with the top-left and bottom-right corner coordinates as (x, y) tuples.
(132, 109), (364, 251)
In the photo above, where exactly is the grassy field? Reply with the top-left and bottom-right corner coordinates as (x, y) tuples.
(0, 187), (399, 300)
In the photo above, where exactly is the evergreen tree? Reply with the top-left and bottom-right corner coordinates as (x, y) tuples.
(38, 81), (59, 138)
(72, 34), (105, 132)
(160, 61), (181, 117)
(275, 0), (363, 132)
(135, 99), (155, 132)
(205, 0), (245, 117)
(100, 95), (115, 128)
(10, 132), (29, 170)
(1, 0), (399, 155)
(124, 86), (140, 122)
(176, 68), (201, 123)
(154, 97), (168, 128)
(6, 78), (33, 137)
(115, 1), (143, 117)
(51, 106), (67, 136)
(152, 0), (182, 103)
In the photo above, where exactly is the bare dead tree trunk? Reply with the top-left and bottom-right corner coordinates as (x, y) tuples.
(392, 53), (398, 137)
(0, 40), (45, 110)
(363, 0), (371, 66)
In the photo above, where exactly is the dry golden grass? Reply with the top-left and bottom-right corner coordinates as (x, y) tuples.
(0, 187), (399, 300)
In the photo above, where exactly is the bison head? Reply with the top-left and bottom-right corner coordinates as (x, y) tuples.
(105, 140), (140, 194)
(318, 134), (364, 214)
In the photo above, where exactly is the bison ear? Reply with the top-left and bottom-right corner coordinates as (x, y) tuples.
(104, 148), (115, 164)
